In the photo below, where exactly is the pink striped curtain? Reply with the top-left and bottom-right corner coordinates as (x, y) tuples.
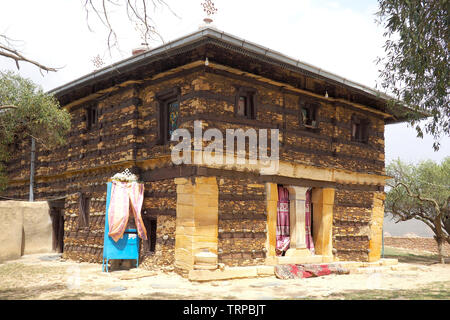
(108, 181), (148, 242)
(276, 186), (290, 254)
(305, 188), (315, 254)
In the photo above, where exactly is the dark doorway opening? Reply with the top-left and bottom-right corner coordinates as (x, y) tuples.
(143, 217), (157, 253)
(49, 200), (65, 253)
(276, 184), (290, 256)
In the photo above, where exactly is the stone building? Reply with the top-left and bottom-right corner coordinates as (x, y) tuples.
(1, 27), (414, 276)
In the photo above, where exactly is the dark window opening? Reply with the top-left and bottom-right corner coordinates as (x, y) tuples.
(235, 87), (256, 120)
(299, 101), (318, 129)
(301, 106), (314, 126)
(351, 115), (369, 143)
(86, 105), (98, 130)
(156, 87), (180, 145)
(237, 96), (247, 116)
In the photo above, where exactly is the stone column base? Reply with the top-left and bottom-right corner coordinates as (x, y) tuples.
(284, 248), (312, 257)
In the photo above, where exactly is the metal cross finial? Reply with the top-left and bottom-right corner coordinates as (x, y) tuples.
(121, 168), (133, 177)
(202, 0), (218, 17)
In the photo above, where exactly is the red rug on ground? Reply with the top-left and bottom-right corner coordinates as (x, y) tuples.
(275, 263), (349, 280)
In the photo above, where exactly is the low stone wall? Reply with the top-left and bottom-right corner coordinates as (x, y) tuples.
(0, 201), (52, 263)
(385, 236), (450, 256)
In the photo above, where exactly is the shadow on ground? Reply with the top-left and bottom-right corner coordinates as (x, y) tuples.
(0, 284), (68, 300)
(0, 285), (190, 300)
(322, 281), (450, 300)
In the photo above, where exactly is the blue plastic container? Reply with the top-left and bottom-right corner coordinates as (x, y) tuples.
(102, 182), (139, 272)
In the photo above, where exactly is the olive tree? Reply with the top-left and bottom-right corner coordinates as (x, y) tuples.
(386, 157), (450, 263)
(376, 0), (449, 150)
(0, 71), (71, 190)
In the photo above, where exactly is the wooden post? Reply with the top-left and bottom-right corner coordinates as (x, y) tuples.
(29, 137), (35, 202)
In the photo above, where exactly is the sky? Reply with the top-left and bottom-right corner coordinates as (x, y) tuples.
(0, 0), (448, 165)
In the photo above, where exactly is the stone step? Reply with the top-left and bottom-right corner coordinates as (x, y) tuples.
(194, 251), (218, 265)
(193, 263), (218, 270)
(276, 255), (324, 265)
(188, 258), (399, 281)
(189, 266), (258, 281)
(336, 258), (398, 270)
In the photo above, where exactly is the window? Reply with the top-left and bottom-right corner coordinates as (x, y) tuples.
(235, 87), (256, 119)
(78, 193), (90, 228)
(351, 115), (369, 143)
(299, 100), (319, 129)
(237, 96), (247, 116)
(156, 87), (181, 145)
(168, 101), (180, 139)
(86, 104), (98, 130)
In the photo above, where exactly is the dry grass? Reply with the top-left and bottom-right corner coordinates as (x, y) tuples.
(383, 246), (450, 265)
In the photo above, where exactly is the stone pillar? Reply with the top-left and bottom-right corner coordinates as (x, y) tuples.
(285, 186), (311, 257)
(265, 182), (278, 264)
(174, 177), (219, 272)
(311, 188), (335, 259)
(368, 192), (386, 262)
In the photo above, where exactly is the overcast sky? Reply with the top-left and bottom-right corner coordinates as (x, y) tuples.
(1, 0), (448, 165)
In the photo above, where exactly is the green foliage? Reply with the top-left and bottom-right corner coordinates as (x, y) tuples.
(376, 0), (449, 150)
(0, 71), (71, 190)
(386, 157), (450, 238)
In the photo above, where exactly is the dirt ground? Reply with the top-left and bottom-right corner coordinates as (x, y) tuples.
(0, 245), (449, 300)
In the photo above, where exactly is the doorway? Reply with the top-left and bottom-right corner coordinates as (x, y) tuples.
(305, 188), (315, 254)
(267, 183), (335, 262)
(48, 200), (65, 253)
(142, 216), (157, 254)
(276, 185), (315, 255)
(276, 185), (290, 256)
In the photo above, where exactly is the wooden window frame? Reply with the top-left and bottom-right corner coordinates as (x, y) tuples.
(156, 87), (181, 145)
(351, 114), (370, 144)
(234, 86), (257, 120)
(299, 99), (319, 131)
(85, 104), (99, 130)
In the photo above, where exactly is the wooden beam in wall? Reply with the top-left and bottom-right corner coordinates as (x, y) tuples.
(60, 60), (394, 121)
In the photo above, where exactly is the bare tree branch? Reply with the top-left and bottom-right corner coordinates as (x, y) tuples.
(0, 43), (59, 74)
(84, 0), (174, 54)
(388, 181), (442, 213)
(389, 180), (450, 258)
(1, 1), (178, 73)
(0, 105), (18, 111)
